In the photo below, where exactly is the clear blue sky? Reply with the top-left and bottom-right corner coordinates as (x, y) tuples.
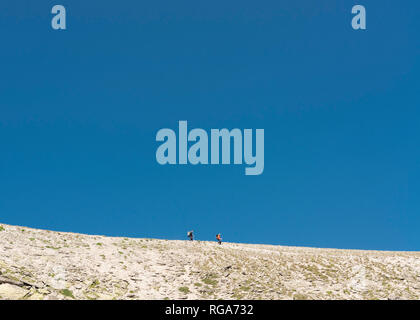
(0, 1), (419, 250)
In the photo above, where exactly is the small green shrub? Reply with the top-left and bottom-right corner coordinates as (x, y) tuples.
(60, 289), (75, 299)
(202, 277), (218, 286)
(90, 279), (100, 288)
(178, 287), (190, 294)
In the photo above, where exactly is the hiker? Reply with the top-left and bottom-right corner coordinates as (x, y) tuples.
(187, 230), (194, 241)
(216, 233), (222, 245)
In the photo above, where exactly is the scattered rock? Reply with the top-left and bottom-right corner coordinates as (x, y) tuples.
(0, 284), (29, 299)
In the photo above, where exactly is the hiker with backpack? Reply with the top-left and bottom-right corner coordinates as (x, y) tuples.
(216, 233), (222, 245)
(187, 230), (194, 241)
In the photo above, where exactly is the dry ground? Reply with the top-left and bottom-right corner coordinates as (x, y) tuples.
(0, 223), (419, 300)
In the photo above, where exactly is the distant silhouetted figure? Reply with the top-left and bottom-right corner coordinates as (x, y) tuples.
(187, 230), (194, 241)
(216, 233), (222, 245)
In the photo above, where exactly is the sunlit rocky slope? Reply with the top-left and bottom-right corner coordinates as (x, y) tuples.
(0, 223), (419, 300)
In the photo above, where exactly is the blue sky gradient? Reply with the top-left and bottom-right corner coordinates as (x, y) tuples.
(0, 1), (419, 250)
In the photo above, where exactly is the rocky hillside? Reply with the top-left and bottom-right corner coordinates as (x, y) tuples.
(0, 223), (419, 300)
